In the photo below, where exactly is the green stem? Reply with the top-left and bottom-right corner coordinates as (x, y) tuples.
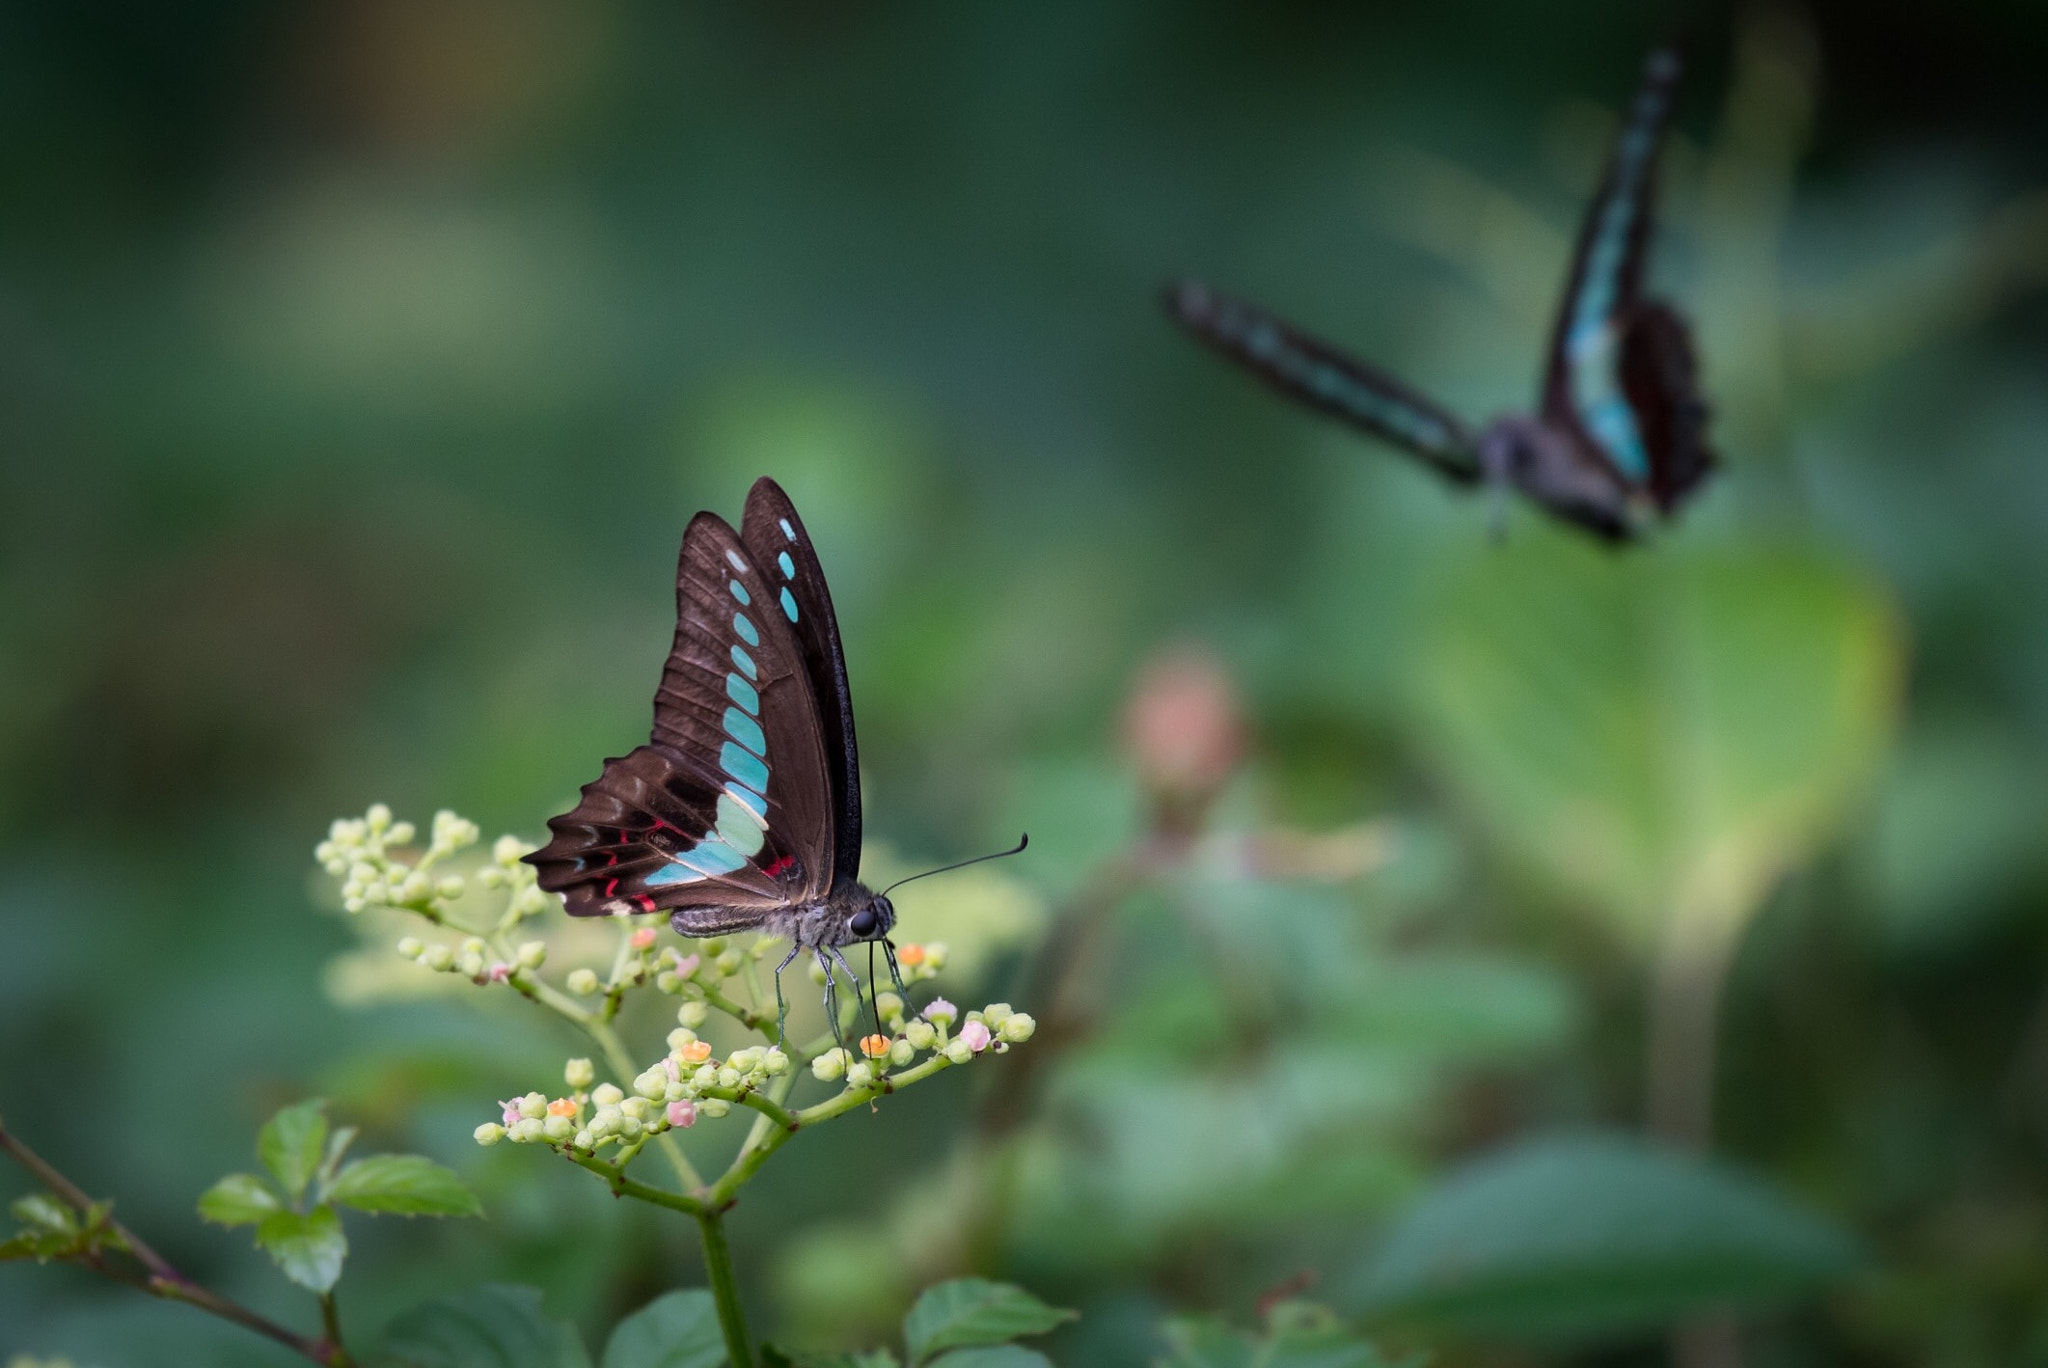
(585, 1018), (707, 1192)
(695, 1210), (754, 1368)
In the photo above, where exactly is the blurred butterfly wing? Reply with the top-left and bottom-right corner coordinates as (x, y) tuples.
(1538, 47), (1706, 499)
(1164, 280), (1481, 482)
(525, 510), (837, 924)
(739, 477), (864, 886)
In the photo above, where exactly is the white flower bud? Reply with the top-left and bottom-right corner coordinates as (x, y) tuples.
(514, 940), (546, 969)
(655, 971), (680, 993)
(519, 1092), (547, 1119)
(566, 968), (600, 996)
(436, 875), (465, 900)
(591, 1082), (624, 1108)
(479, 868), (505, 889)
(700, 937), (727, 954)
(889, 1039), (915, 1066)
(386, 821), (416, 846)
(943, 1039), (974, 1064)
(422, 944), (455, 972)
(457, 951), (485, 979)
(634, 1070), (667, 1100)
(905, 1020), (937, 1050)
(714, 950), (743, 977)
(692, 1065), (718, 1090)
(348, 862), (377, 885)
(366, 803), (393, 833)
(474, 1123), (505, 1146)
(620, 1097), (649, 1120)
(761, 1048), (790, 1076)
(876, 992), (904, 1020)
(982, 1002), (1014, 1028)
(677, 1000), (709, 1029)
(811, 1049), (847, 1082)
(845, 1061), (874, 1089)
(493, 834), (526, 866)
(571, 1130), (593, 1150)
(716, 1066), (741, 1089)
(618, 1115), (643, 1140)
(542, 1114), (574, 1142)
(396, 937), (424, 959)
(564, 1057), (595, 1089)
(323, 857), (349, 878)
(1000, 1012), (1037, 1043)
(510, 1118), (545, 1143)
(697, 1098), (730, 1119)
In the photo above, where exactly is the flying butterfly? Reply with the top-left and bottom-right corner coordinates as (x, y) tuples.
(1164, 47), (1712, 542)
(524, 477), (1024, 1047)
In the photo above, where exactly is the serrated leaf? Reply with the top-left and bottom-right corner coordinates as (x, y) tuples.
(198, 1173), (282, 1226)
(327, 1155), (483, 1218)
(379, 1283), (594, 1368)
(902, 1279), (1075, 1366)
(12, 1192), (78, 1236)
(599, 1289), (723, 1368)
(256, 1203), (348, 1293)
(0, 1228), (80, 1262)
(927, 1349), (1052, 1368)
(317, 1124), (361, 1196)
(1354, 1132), (1860, 1340)
(258, 1099), (330, 1202)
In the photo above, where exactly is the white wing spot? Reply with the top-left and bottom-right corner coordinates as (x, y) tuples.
(725, 550), (749, 573)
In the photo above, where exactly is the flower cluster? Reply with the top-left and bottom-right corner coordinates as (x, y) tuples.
(809, 997), (1035, 1090)
(315, 803), (547, 929)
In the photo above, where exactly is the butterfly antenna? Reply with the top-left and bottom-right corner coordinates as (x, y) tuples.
(868, 940), (885, 1043)
(878, 834), (1030, 898)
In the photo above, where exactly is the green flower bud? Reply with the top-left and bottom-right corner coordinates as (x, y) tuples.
(923, 941), (949, 970)
(564, 1058), (595, 1089)
(566, 968), (600, 996)
(323, 857), (350, 878)
(677, 1000), (709, 1029)
(492, 834), (527, 867)
(655, 971), (680, 993)
(396, 937), (424, 959)
(519, 1092), (547, 1119)
(510, 1118), (545, 1143)
(422, 944), (455, 972)
(700, 937), (727, 955)
(634, 1070), (667, 1100)
(620, 1096), (649, 1120)
(591, 1082), (624, 1108)
(943, 1039), (974, 1065)
(667, 1027), (698, 1051)
(1000, 1012), (1037, 1043)
(387, 820), (416, 846)
(714, 950), (743, 977)
(716, 1066), (742, 1089)
(436, 876), (465, 900)
(904, 1020), (937, 1050)
(697, 1098), (730, 1119)
(876, 991), (905, 1020)
(367, 803), (393, 833)
(617, 1115), (643, 1140)
(845, 1061), (874, 1089)
(811, 1049), (847, 1082)
(761, 1048), (790, 1076)
(457, 951), (485, 979)
(982, 1002), (1014, 1028)
(517, 941), (547, 969)
(889, 1038), (915, 1067)
(348, 861), (377, 885)
(478, 867), (505, 889)
(589, 1108), (620, 1137)
(664, 1080), (686, 1102)
(474, 1123), (505, 1146)
(542, 1114), (574, 1142)
(460, 936), (485, 956)
(691, 1064), (719, 1090)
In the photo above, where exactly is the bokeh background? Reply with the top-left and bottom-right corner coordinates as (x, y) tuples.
(4, 2), (2047, 1365)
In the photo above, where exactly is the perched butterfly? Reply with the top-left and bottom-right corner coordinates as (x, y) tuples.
(524, 477), (1022, 1045)
(1164, 47), (1712, 542)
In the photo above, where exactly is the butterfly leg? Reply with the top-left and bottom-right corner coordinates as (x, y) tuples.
(880, 938), (910, 1001)
(771, 943), (803, 1049)
(814, 947), (851, 1058)
(1478, 423), (1518, 543)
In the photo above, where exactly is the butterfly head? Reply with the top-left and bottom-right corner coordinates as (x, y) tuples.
(846, 893), (895, 942)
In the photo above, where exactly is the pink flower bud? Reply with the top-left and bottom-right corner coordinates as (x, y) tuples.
(1122, 644), (1247, 835)
(959, 1020), (993, 1053)
(488, 963), (512, 982)
(630, 927), (658, 950)
(666, 1099), (697, 1129)
(499, 1099), (521, 1126)
(923, 997), (957, 1024)
(674, 954), (701, 979)
(663, 1056), (680, 1081)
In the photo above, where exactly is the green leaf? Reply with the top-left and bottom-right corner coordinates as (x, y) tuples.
(327, 1155), (483, 1218)
(317, 1124), (361, 1196)
(11, 1193), (78, 1236)
(599, 1289), (723, 1368)
(901, 1279), (1074, 1366)
(258, 1099), (330, 1202)
(1158, 1303), (1407, 1368)
(761, 1350), (898, 1368)
(1354, 1132), (1860, 1340)
(379, 1284), (594, 1368)
(1412, 538), (1901, 948)
(198, 1173), (282, 1226)
(926, 1350), (1052, 1368)
(256, 1203), (348, 1294)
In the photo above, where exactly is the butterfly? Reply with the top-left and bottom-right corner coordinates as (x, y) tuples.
(1164, 47), (1713, 543)
(524, 477), (1021, 1046)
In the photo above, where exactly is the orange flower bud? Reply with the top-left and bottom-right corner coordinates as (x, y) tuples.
(630, 927), (658, 950)
(859, 1033), (891, 1059)
(897, 944), (926, 967)
(547, 1097), (579, 1117)
(680, 1039), (713, 1063)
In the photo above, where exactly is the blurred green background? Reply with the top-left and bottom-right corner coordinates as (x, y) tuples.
(3, 2), (2047, 1365)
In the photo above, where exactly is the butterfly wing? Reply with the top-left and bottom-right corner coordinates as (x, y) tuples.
(1537, 47), (1712, 507)
(1164, 280), (1482, 482)
(525, 509), (837, 929)
(738, 477), (864, 887)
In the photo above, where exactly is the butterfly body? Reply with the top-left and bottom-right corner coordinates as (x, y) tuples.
(525, 477), (900, 1041)
(1165, 47), (1711, 543)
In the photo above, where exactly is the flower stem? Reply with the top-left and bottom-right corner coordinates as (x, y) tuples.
(0, 1117), (352, 1367)
(695, 1209), (754, 1368)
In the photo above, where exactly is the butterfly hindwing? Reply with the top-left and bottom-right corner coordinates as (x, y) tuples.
(1164, 281), (1481, 482)
(1537, 46), (1712, 504)
(526, 509), (837, 924)
(739, 477), (864, 886)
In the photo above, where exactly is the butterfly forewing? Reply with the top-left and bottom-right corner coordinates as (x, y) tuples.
(1537, 47), (1711, 500)
(739, 477), (864, 885)
(526, 509), (838, 925)
(1164, 281), (1482, 482)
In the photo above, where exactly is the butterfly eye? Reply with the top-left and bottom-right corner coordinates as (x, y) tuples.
(849, 908), (878, 938)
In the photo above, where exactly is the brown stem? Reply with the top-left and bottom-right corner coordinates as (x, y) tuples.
(0, 1116), (350, 1367)
(1645, 908), (1743, 1151)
